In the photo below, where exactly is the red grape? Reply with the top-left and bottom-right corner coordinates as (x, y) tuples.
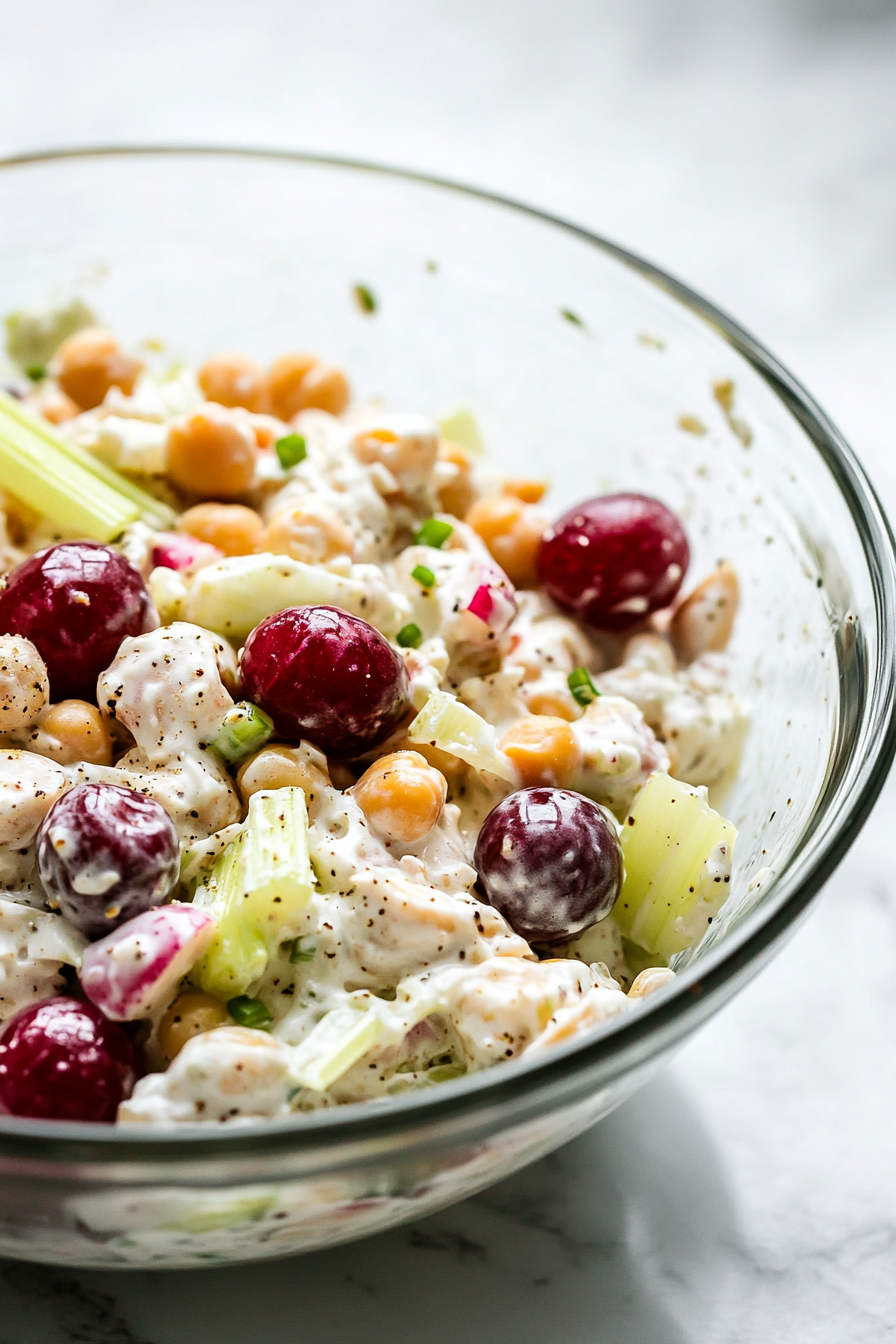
(240, 605), (410, 757)
(0, 997), (139, 1122)
(36, 783), (180, 939)
(538, 493), (689, 632)
(0, 542), (158, 701)
(474, 787), (623, 943)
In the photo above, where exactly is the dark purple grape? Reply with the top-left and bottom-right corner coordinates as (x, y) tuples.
(538, 493), (689, 632)
(0, 542), (157, 701)
(474, 787), (623, 944)
(36, 784), (180, 939)
(0, 997), (140, 1122)
(240, 605), (410, 758)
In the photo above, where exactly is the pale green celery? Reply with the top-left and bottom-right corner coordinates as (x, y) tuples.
(4, 299), (95, 370)
(408, 689), (518, 782)
(161, 1190), (277, 1234)
(183, 553), (370, 642)
(0, 390), (175, 536)
(614, 771), (737, 961)
(193, 787), (314, 999)
(437, 407), (484, 455)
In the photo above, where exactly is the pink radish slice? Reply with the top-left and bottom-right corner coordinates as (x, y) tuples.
(150, 533), (224, 573)
(464, 577), (516, 635)
(80, 904), (215, 1021)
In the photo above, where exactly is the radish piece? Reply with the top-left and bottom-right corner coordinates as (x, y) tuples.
(80, 904), (215, 1021)
(464, 572), (516, 635)
(150, 532), (224, 573)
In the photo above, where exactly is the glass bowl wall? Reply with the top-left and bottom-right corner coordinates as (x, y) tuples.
(0, 149), (892, 1268)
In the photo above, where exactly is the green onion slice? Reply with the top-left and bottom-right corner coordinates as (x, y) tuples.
(274, 433), (307, 470)
(213, 701), (274, 764)
(414, 518), (453, 549)
(288, 937), (316, 964)
(397, 623), (423, 649)
(410, 563), (436, 588)
(567, 667), (600, 706)
(227, 996), (273, 1030)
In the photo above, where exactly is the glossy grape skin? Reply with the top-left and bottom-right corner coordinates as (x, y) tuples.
(240, 605), (410, 758)
(537, 493), (689, 632)
(0, 542), (158, 701)
(0, 997), (140, 1122)
(474, 787), (623, 944)
(36, 783), (180, 939)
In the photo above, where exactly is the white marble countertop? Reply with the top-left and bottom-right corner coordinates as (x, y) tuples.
(1, 2), (896, 1339)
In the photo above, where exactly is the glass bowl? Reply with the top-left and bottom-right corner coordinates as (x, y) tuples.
(0, 147), (893, 1268)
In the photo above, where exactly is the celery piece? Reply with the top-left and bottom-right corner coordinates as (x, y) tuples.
(213, 701), (274, 764)
(408, 689), (518, 782)
(4, 299), (95, 370)
(414, 518), (453, 549)
(289, 1002), (405, 1093)
(183, 552), (370, 642)
(437, 408), (484, 456)
(614, 771), (737, 962)
(193, 787), (314, 999)
(227, 995), (273, 1030)
(0, 389), (175, 534)
(274, 434), (306, 470)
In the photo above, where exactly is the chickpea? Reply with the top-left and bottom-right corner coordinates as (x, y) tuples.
(28, 699), (114, 766)
(166, 406), (257, 499)
(267, 353), (320, 421)
(466, 494), (547, 588)
(670, 562), (740, 664)
(237, 745), (330, 805)
(258, 501), (355, 566)
(198, 352), (268, 413)
(52, 327), (142, 411)
(158, 991), (231, 1064)
(0, 635), (49, 731)
(351, 425), (439, 496)
(522, 688), (578, 722)
(628, 967), (676, 999)
(31, 386), (80, 425)
(499, 716), (582, 788)
(289, 364), (350, 417)
(502, 478), (547, 504)
(178, 502), (264, 557)
(436, 441), (478, 518)
(352, 750), (447, 844)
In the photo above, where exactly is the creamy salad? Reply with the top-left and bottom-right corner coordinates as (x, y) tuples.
(0, 304), (745, 1126)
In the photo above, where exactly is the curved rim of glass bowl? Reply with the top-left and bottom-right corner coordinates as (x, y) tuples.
(0, 145), (894, 1163)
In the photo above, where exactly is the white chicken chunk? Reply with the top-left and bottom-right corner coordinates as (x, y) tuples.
(570, 694), (670, 818)
(0, 897), (86, 1021)
(0, 750), (68, 889)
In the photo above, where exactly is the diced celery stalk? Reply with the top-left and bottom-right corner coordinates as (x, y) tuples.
(408, 689), (518, 783)
(0, 389), (175, 534)
(437, 407), (484, 456)
(289, 1002), (412, 1093)
(213, 701), (274, 764)
(183, 553), (370, 642)
(614, 772), (737, 962)
(194, 787), (314, 999)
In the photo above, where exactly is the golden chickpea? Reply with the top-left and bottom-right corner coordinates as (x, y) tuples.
(353, 750), (447, 844)
(522, 688), (578, 722)
(178, 502), (264, 557)
(437, 441), (478, 518)
(52, 327), (142, 411)
(502, 478), (547, 504)
(237, 745), (330, 805)
(500, 716), (582, 788)
(259, 501), (355, 566)
(289, 364), (350, 417)
(28, 699), (114, 766)
(198, 353), (268, 413)
(166, 407), (257, 499)
(32, 386), (80, 425)
(158, 991), (231, 1064)
(466, 494), (547, 589)
(267, 352), (320, 421)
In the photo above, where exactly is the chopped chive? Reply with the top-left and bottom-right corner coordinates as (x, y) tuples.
(353, 283), (377, 314)
(288, 937), (316, 964)
(212, 701), (274, 764)
(227, 996), (273, 1030)
(560, 308), (584, 327)
(568, 666), (600, 706)
(275, 433), (307, 470)
(411, 563), (436, 589)
(397, 623), (423, 649)
(24, 364), (46, 382)
(425, 259), (439, 273)
(414, 518), (453, 549)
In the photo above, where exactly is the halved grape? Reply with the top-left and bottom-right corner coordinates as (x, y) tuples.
(538, 493), (689, 632)
(474, 787), (623, 944)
